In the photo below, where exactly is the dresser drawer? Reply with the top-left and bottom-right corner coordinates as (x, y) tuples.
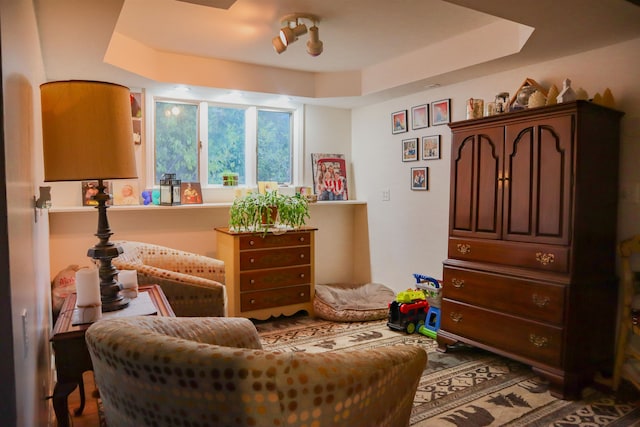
(240, 266), (311, 291)
(443, 266), (564, 324)
(239, 232), (311, 250)
(441, 300), (563, 366)
(240, 246), (311, 270)
(241, 284), (311, 311)
(448, 238), (569, 273)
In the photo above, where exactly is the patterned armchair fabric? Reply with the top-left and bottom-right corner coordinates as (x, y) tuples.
(86, 316), (427, 427)
(113, 241), (226, 317)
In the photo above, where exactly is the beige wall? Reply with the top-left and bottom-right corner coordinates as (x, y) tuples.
(1, 0), (53, 425)
(352, 37), (640, 290)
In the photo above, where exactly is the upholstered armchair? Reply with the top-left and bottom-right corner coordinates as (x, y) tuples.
(86, 316), (427, 427)
(112, 241), (226, 317)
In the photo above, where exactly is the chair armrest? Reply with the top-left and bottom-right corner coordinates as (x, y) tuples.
(140, 248), (226, 284)
(138, 273), (227, 317)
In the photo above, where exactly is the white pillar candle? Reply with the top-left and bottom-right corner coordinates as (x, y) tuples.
(75, 267), (101, 308)
(119, 269), (139, 298)
(118, 270), (138, 289)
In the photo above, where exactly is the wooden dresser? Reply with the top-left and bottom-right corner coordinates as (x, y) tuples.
(437, 101), (624, 399)
(215, 227), (316, 319)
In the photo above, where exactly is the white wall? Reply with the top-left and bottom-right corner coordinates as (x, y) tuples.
(0, 0), (53, 425)
(352, 37), (640, 291)
(48, 105), (370, 287)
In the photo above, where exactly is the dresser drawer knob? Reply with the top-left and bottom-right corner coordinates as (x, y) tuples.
(299, 237), (305, 242)
(535, 252), (555, 265)
(529, 333), (549, 348)
(250, 258), (255, 263)
(249, 240), (255, 246)
(250, 279), (255, 284)
(250, 299), (256, 304)
(299, 254), (305, 259)
(299, 292), (305, 297)
(450, 312), (463, 323)
(300, 273), (305, 278)
(452, 278), (465, 288)
(456, 244), (471, 254)
(532, 293), (549, 308)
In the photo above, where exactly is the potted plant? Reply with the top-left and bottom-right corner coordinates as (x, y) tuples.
(228, 189), (310, 235)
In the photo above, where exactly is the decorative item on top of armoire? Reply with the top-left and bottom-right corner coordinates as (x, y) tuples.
(509, 78), (547, 111)
(438, 100), (624, 400)
(546, 84), (559, 105)
(556, 78), (577, 103)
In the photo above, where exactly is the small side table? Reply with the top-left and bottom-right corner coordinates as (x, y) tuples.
(51, 285), (175, 427)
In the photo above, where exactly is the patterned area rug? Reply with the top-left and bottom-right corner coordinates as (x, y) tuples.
(254, 314), (640, 427)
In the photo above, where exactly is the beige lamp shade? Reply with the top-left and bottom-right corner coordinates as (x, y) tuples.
(40, 80), (138, 182)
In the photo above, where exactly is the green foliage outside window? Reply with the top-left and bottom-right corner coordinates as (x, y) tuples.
(258, 110), (292, 183)
(154, 102), (199, 183)
(208, 106), (246, 185)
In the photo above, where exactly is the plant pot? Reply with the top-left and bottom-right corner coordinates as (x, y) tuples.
(262, 206), (278, 226)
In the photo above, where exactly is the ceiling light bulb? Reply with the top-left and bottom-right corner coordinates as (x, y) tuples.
(306, 25), (323, 56)
(272, 36), (286, 54)
(280, 22), (307, 46)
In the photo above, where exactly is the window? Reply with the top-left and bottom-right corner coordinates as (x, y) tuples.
(153, 99), (296, 188)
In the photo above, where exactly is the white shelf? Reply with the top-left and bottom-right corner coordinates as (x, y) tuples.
(48, 200), (366, 214)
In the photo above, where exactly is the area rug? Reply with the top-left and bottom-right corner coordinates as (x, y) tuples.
(254, 314), (640, 427)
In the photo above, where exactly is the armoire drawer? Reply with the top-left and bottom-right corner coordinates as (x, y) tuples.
(239, 232), (311, 250)
(241, 284), (311, 311)
(240, 266), (311, 291)
(443, 266), (565, 324)
(240, 246), (311, 270)
(441, 300), (563, 367)
(448, 238), (569, 273)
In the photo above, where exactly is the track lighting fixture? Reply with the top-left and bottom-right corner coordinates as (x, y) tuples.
(272, 13), (323, 57)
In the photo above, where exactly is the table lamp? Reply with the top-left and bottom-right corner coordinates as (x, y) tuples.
(41, 80), (137, 312)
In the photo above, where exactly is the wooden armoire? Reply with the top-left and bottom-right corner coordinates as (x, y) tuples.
(437, 100), (624, 399)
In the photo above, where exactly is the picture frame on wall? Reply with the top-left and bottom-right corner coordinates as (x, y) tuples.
(402, 138), (419, 162)
(391, 110), (408, 134)
(411, 167), (428, 191)
(422, 135), (441, 160)
(431, 99), (451, 126)
(411, 104), (429, 129)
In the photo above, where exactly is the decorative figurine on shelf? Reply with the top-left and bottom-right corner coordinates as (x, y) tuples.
(556, 78), (577, 103)
(527, 90), (546, 108)
(576, 87), (589, 100)
(602, 88), (615, 108)
(546, 84), (559, 105)
(141, 190), (152, 205)
(495, 92), (510, 113)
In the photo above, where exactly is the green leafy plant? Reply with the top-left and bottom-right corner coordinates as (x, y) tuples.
(228, 190), (310, 234)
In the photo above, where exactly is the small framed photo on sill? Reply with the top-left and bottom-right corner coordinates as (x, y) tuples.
(422, 135), (441, 160)
(402, 138), (419, 162)
(392, 110), (408, 134)
(411, 104), (429, 129)
(411, 167), (428, 191)
(431, 99), (451, 126)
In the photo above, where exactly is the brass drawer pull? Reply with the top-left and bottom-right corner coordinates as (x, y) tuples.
(300, 273), (305, 278)
(532, 293), (549, 308)
(299, 254), (305, 259)
(250, 258), (255, 263)
(452, 278), (465, 288)
(299, 292), (305, 297)
(456, 243), (471, 254)
(250, 279), (255, 284)
(529, 333), (549, 348)
(535, 252), (555, 265)
(450, 312), (463, 323)
(249, 240), (255, 246)
(250, 299), (256, 304)
(299, 237), (305, 242)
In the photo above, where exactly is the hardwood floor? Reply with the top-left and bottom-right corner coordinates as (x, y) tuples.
(62, 371), (100, 427)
